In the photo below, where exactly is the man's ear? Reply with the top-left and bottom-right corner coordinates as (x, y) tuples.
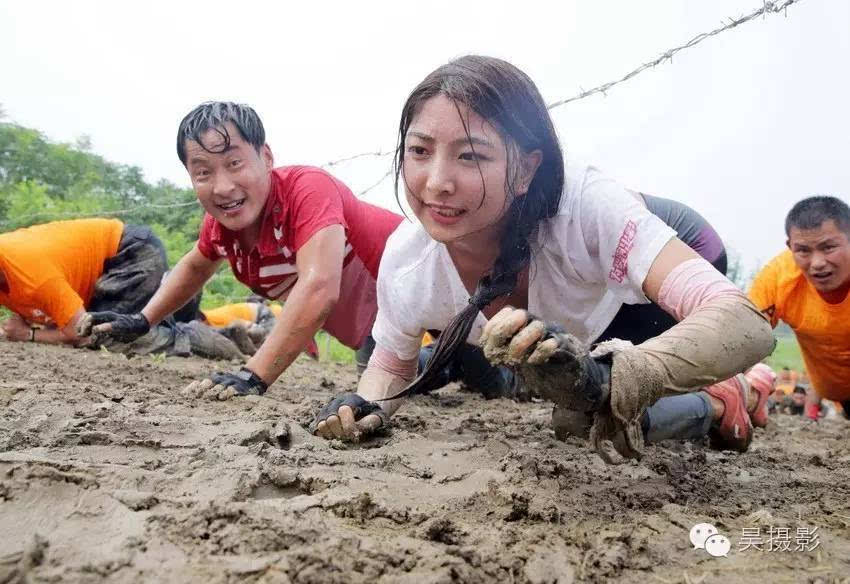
(516, 150), (543, 195)
(261, 144), (274, 171)
(785, 239), (791, 249)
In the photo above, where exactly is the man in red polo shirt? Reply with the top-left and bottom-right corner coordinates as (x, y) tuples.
(81, 102), (402, 398)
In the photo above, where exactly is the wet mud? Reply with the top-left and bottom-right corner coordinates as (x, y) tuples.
(1, 341), (849, 583)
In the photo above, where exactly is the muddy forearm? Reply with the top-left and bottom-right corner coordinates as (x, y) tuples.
(142, 246), (217, 326)
(591, 292), (775, 460)
(634, 293), (775, 393)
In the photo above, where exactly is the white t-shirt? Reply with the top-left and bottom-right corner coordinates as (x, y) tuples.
(372, 163), (676, 360)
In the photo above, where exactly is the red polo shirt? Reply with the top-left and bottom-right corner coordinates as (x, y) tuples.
(197, 166), (402, 348)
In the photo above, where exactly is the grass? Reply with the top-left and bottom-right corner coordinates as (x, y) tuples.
(315, 330), (355, 364)
(765, 334), (806, 372)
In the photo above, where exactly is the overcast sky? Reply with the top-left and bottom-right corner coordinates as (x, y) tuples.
(1, 0), (848, 271)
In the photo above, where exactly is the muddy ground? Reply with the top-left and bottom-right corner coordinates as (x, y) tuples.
(1, 341), (849, 584)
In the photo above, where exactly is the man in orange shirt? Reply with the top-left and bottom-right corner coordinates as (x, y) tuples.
(0, 219), (250, 360)
(0, 219), (167, 345)
(749, 195), (850, 418)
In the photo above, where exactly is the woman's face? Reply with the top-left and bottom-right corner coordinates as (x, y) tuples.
(403, 94), (527, 246)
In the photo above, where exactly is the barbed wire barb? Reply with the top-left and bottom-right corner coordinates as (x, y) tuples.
(358, 169), (393, 197)
(320, 149), (393, 169)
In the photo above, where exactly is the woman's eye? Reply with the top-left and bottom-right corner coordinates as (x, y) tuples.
(407, 146), (427, 156)
(229, 159), (242, 168)
(459, 152), (485, 162)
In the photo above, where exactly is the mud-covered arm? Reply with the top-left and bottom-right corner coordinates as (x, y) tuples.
(634, 238), (775, 392)
(592, 238), (775, 459)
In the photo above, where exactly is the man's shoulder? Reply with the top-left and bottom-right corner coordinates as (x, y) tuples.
(758, 250), (802, 285)
(272, 165), (339, 191)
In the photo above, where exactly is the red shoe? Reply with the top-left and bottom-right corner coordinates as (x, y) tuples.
(705, 374), (753, 452)
(805, 402), (821, 421)
(745, 363), (776, 428)
(304, 338), (320, 360)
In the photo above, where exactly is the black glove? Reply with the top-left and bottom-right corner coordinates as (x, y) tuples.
(81, 311), (150, 343)
(309, 392), (389, 434)
(210, 367), (269, 396)
(518, 322), (611, 412)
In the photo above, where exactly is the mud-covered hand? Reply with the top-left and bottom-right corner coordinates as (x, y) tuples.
(311, 393), (388, 441)
(1, 314), (32, 342)
(77, 311), (150, 342)
(181, 367), (268, 400)
(480, 307), (610, 412)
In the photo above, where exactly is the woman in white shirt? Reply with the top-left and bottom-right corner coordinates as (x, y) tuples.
(311, 55), (775, 460)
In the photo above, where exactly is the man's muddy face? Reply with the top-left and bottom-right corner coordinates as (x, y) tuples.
(788, 219), (850, 296)
(184, 122), (273, 235)
(791, 392), (806, 407)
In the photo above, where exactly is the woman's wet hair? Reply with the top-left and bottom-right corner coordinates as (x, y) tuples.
(176, 102), (266, 166)
(388, 55), (564, 399)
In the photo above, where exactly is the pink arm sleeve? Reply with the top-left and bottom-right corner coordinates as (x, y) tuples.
(656, 258), (743, 321)
(368, 344), (418, 381)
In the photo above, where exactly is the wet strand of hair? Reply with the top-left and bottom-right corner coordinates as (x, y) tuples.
(378, 272), (517, 402)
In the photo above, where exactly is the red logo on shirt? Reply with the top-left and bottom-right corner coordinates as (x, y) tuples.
(609, 220), (637, 284)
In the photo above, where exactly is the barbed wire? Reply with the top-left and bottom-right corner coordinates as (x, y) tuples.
(547, 0), (802, 109)
(1, 0), (804, 229)
(357, 168), (394, 197)
(317, 0), (805, 182)
(320, 149), (393, 169)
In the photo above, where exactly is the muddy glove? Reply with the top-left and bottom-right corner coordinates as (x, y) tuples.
(310, 392), (389, 440)
(209, 367), (268, 396)
(480, 308), (610, 412)
(78, 311), (150, 342)
(181, 367), (267, 401)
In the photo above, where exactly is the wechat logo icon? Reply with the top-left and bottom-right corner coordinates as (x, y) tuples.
(690, 523), (731, 558)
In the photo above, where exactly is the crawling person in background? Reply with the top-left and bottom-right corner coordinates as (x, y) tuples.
(768, 383), (789, 415)
(749, 196), (850, 422)
(0, 218), (266, 361)
(199, 295), (320, 359)
(79, 102), (403, 398)
(0, 218), (166, 346)
(789, 385), (807, 416)
(311, 55), (775, 461)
